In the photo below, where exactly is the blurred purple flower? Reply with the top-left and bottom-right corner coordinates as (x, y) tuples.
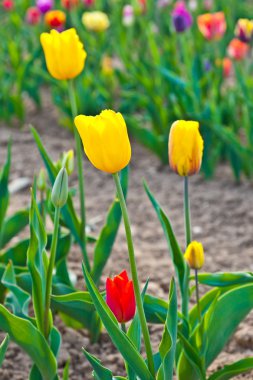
(204, 59), (212, 72)
(36, 0), (53, 14)
(172, 1), (192, 33)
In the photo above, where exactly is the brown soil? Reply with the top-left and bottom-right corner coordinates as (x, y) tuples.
(0, 92), (253, 379)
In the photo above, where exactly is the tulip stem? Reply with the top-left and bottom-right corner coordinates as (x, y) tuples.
(194, 269), (201, 324)
(113, 173), (155, 377)
(44, 206), (60, 339)
(184, 176), (191, 247)
(68, 80), (90, 272)
(121, 323), (127, 334)
(182, 176), (191, 320)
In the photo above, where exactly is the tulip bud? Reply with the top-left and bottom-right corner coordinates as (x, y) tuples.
(26, 7), (41, 25)
(172, 1), (193, 33)
(2, 0), (13, 10)
(44, 10), (66, 30)
(37, 168), (47, 191)
(106, 270), (136, 323)
(235, 19), (253, 43)
(101, 55), (114, 76)
(169, 120), (204, 176)
(82, 11), (110, 32)
(36, 0), (53, 13)
(184, 241), (204, 270)
(122, 5), (134, 27)
(51, 167), (68, 208)
(63, 150), (74, 175)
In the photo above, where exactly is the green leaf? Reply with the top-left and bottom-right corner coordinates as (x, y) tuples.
(126, 280), (149, 380)
(157, 278), (177, 380)
(31, 127), (82, 248)
(0, 304), (57, 380)
(144, 294), (168, 324)
(51, 290), (101, 343)
(92, 167), (128, 284)
(83, 349), (113, 380)
(82, 264), (154, 380)
(0, 142), (11, 247)
(0, 209), (29, 248)
(196, 272), (253, 287)
(0, 334), (9, 367)
(2, 261), (30, 317)
(178, 284), (253, 380)
(27, 190), (48, 334)
(208, 357), (253, 380)
(144, 182), (187, 299)
(177, 330), (206, 380)
(63, 358), (70, 380)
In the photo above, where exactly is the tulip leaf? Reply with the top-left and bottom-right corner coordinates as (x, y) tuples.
(196, 272), (253, 287)
(208, 357), (253, 380)
(126, 280), (149, 380)
(31, 127), (82, 248)
(91, 167), (128, 284)
(157, 278), (177, 380)
(83, 349), (113, 380)
(0, 304), (57, 379)
(0, 142), (11, 240)
(0, 209), (29, 249)
(144, 294), (168, 324)
(178, 283), (253, 380)
(51, 290), (101, 343)
(2, 261), (30, 317)
(27, 190), (48, 334)
(144, 182), (187, 301)
(0, 334), (9, 367)
(82, 264), (154, 380)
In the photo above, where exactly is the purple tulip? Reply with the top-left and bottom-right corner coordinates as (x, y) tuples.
(36, 0), (53, 13)
(172, 1), (192, 33)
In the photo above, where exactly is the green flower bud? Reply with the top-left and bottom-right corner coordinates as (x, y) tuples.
(37, 168), (47, 191)
(51, 167), (68, 208)
(63, 150), (74, 175)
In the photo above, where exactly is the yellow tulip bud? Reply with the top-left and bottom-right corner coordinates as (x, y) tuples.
(169, 120), (204, 176)
(184, 241), (204, 270)
(40, 28), (87, 80)
(101, 55), (114, 76)
(74, 110), (131, 174)
(82, 11), (110, 32)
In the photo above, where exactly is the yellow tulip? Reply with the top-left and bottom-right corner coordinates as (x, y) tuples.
(184, 241), (204, 270)
(82, 11), (110, 32)
(40, 28), (87, 80)
(74, 110), (131, 173)
(169, 120), (204, 176)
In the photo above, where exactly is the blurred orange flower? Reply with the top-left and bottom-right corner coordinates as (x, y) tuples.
(44, 10), (66, 29)
(197, 12), (226, 40)
(227, 38), (249, 61)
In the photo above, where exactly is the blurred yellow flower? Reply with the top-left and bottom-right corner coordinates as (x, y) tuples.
(235, 18), (253, 43)
(184, 241), (204, 270)
(74, 110), (131, 173)
(101, 55), (114, 76)
(82, 11), (110, 32)
(169, 120), (203, 176)
(40, 28), (87, 80)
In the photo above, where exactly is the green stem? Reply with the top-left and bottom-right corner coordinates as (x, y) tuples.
(113, 173), (155, 377)
(194, 269), (201, 324)
(121, 323), (126, 333)
(68, 80), (90, 271)
(184, 176), (192, 247)
(44, 206), (60, 338)
(40, 190), (45, 225)
(182, 176), (191, 320)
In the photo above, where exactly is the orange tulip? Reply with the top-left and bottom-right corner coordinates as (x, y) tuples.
(227, 38), (250, 61)
(197, 12), (226, 41)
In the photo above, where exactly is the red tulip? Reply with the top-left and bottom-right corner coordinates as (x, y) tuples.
(2, 0), (13, 10)
(106, 270), (136, 323)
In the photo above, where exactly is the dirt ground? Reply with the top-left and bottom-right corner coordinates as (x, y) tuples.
(0, 92), (253, 379)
